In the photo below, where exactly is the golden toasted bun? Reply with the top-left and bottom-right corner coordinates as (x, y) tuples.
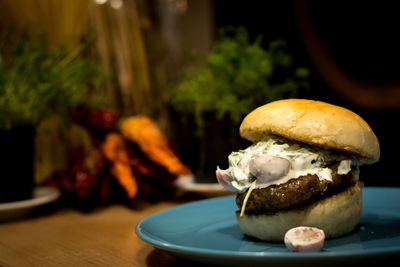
(240, 99), (380, 164)
(236, 183), (362, 241)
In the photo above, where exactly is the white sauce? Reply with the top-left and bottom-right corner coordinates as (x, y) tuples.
(337, 159), (352, 175)
(224, 138), (356, 192)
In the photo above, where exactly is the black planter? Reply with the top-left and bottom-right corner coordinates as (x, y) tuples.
(170, 111), (250, 183)
(0, 125), (35, 203)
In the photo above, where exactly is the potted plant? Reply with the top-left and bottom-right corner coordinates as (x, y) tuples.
(0, 32), (105, 203)
(170, 27), (309, 182)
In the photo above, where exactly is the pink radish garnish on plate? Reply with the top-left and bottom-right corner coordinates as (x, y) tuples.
(284, 226), (325, 252)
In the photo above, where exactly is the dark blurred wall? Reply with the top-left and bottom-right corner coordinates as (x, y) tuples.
(214, 0), (400, 186)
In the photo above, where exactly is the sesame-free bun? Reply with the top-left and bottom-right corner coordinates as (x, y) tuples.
(240, 99), (380, 164)
(236, 183), (362, 241)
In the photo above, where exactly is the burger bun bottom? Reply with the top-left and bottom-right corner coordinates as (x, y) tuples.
(236, 183), (362, 241)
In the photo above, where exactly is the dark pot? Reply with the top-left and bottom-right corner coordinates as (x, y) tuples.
(170, 111), (250, 183)
(0, 125), (35, 203)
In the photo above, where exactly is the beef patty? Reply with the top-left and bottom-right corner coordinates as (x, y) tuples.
(236, 163), (355, 214)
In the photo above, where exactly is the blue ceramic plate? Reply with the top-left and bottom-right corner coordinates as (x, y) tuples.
(136, 187), (400, 266)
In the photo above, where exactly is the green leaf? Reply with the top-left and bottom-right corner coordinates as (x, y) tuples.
(170, 27), (309, 135)
(0, 32), (107, 130)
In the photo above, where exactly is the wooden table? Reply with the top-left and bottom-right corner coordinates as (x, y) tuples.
(0, 200), (203, 266)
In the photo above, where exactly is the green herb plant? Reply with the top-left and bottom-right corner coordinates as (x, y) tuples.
(0, 32), (106, 130)
(170, 27), (309, 136)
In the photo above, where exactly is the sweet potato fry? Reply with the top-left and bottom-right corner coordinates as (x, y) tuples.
(101, 133), (138, 198)
(120, 116), (190, 177)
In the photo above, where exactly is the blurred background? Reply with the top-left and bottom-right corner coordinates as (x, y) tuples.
(0, 0), (398, 209)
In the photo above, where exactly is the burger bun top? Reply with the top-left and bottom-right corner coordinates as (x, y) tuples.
(239, 99), (380, 164)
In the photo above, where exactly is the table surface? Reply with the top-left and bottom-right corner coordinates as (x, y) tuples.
(0, 200), (203, 266)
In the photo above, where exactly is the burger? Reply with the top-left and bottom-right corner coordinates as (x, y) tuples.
(216, 99), (380, 241)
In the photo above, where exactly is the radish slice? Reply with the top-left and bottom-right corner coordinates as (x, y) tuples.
(249, 155), (290, 183)
(216, 169), (239, 192)
(284, 226), (325, 252)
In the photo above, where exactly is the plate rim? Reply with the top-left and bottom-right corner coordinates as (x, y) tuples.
(136, 187), (400, 260)
(0, 186), (60, 211)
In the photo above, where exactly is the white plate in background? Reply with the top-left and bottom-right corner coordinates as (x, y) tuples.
(175, 174), (233, 197)
(0, 186), (60, 221)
